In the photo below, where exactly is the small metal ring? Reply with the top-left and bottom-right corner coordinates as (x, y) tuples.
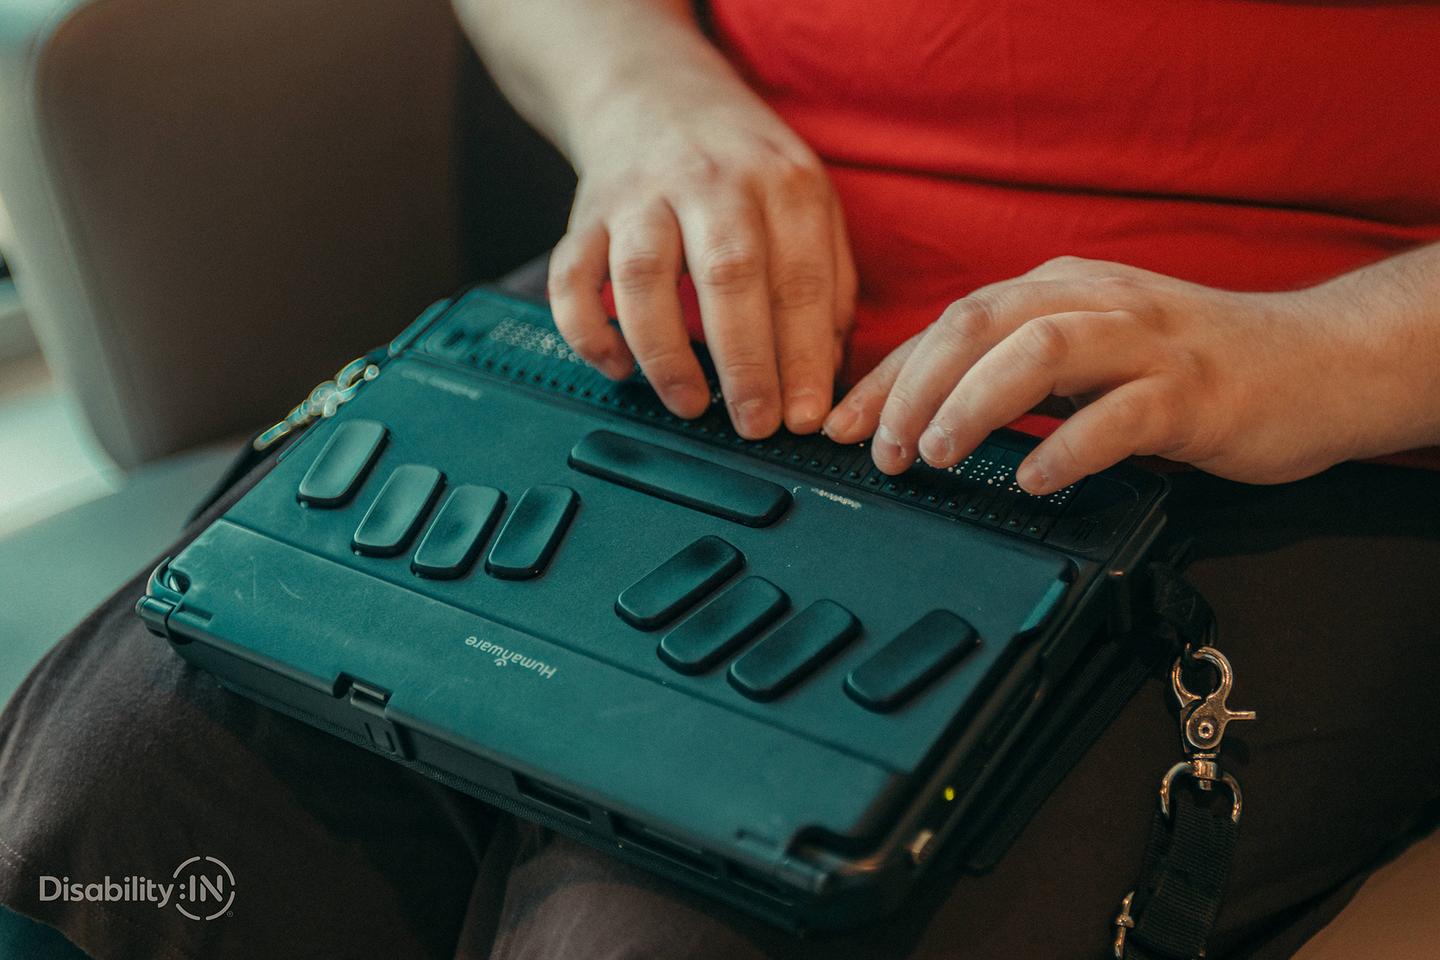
(1159, 761), (1243, 824)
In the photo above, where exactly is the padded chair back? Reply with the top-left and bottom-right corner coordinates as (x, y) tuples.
(0, 0), (572, 469)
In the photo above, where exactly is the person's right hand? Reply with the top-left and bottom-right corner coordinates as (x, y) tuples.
(547, 80), (857, 438)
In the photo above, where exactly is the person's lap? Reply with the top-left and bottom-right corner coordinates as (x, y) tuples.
(486, 460), (1440, 960)
(1, 382), (1436, 960)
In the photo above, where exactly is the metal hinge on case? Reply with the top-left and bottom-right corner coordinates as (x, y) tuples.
(344, 677), (410, 759)
(771, 855), (830, 898)
(136, 558), (183, 639)
(252, 355), (381, 452)
(733, 832), (830, 898)
(135, 595), (177, 638)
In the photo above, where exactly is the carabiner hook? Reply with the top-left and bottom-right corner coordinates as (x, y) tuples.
(1170, 645), (1256, 753)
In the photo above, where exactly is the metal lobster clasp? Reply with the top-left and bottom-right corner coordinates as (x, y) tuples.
(1171, 645), (1256, 754)
(1160, 645), (1256, 824)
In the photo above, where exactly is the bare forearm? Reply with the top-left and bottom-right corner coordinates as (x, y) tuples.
(1308, 240), (1440, 457)
(453, 0), (745, 164)
(452, 0), (858, 436)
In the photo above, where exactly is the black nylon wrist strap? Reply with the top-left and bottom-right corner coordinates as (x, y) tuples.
(1114, 562), (1254, 960)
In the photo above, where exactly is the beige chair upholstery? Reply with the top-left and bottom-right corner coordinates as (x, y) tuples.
(0, 0), (1431, 954)
(0, 0), (571, 469)
(1295, 828), (1440, 960)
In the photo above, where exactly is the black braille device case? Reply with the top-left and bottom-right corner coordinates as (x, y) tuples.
(137, 288), (1168, 929)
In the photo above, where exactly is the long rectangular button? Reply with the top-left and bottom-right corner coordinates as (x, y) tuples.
(728, 600), (858, 701)
(569, 430), (790, 527)
(844, 610), (979, 712)
(659, 577), (788, 675)
(411, 485), (505, 579)
(485, 485), (578, 580)
(352, 464), (443, 556)
(617, 536), (744, 629)
(297, 419), (387, 506)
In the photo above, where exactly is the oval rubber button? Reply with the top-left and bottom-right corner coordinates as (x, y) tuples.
(616, 536), (744, 630)
(297, 419), (388, 507)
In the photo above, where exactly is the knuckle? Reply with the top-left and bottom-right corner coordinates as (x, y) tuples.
(935, 296), (995, 347)
(717, 351), (773, 387)
(1154, 382), (1191, 433)
(611, 249), (670, 288)
(881, 388), (922, 425)
(675, 151), (725, 186)
(547, 264), (578, 298)
(635, 345), (696, 388)
(770, 267), (829, 312)
(1035, 254), (1090, 277)
(1123, 385), (1176, 441)
(769, 156), (829, 203)
(696, 245), (765, 292)
(1110, 384), (1151, 422)
(1091, 273), (1144, 307)
(1015, 315), (1071, 369)
(1139, 308), (1173, 335)
(1049, 429), (1086, 473)
(1167, 344), (1213, 388)
(547, 240), (590, 293)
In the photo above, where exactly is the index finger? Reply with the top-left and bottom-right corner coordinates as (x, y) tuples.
(869, 278), (1129, 473)
(764, 176), (838, 434)
(675, 196), (782, 439)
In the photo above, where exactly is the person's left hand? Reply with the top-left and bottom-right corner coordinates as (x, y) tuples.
(822, 256), (1374, 493)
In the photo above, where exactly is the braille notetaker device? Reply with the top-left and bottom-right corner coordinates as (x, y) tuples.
(137, 287), (1169, 929)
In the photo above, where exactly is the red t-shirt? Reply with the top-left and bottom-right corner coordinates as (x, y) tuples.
(708, 0), (1440, 367)
(699, 0), (1440, 468)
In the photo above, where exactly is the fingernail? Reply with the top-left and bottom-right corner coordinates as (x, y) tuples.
(730, 397), (772, 438)
(669, 383), (710, 419)
(1016, 461), (1049, 495)
(786, 393), (825, 434)
(918, 425), (954, 465)
(605, 354), (636, 380)
(873, 424), (905, 467)
(823, 403), (858, 438)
